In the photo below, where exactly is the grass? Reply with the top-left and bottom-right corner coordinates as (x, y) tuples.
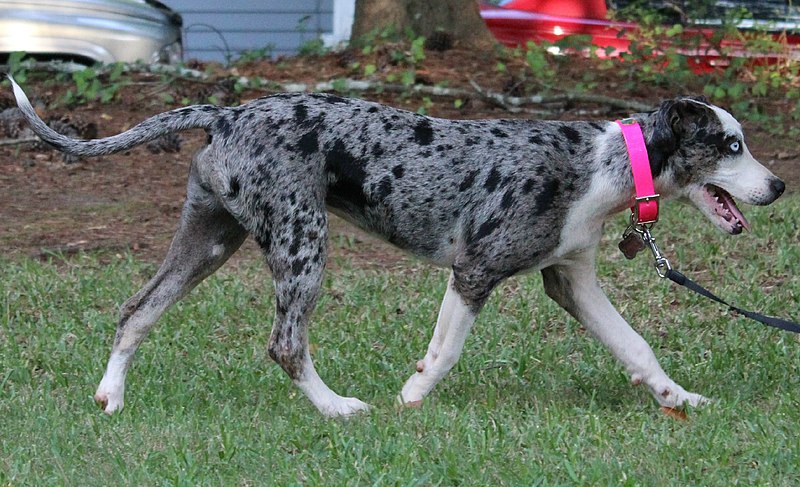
(1, 194), (799, 485)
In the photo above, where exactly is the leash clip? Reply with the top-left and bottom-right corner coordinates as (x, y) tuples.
(633, 224), (672, 278)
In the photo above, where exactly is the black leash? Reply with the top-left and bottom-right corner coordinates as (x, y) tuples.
(621, 221), (800, 334)
(665, 268), (800, 334)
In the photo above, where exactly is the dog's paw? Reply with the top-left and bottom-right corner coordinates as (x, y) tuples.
(649, 380), (709, 409)
(93, 390), (124, 415)
(399, 373), (428, 405)
(318, 396), (370, 418)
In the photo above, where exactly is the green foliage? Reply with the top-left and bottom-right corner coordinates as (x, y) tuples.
(6, 51), (30, 84)
(60, 63), (128, 106)
(297, 38), (327, 57)
(233, 45), (275, 65)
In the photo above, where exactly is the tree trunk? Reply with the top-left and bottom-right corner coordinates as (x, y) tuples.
(351, 0), (495, 48)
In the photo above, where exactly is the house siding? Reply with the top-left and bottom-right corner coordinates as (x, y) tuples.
(163, 0), (333, 62)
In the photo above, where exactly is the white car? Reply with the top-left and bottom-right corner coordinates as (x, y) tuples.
(0, 0), (182, 65)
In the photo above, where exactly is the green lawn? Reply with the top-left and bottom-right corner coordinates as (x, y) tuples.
(1, 194), (798, 485)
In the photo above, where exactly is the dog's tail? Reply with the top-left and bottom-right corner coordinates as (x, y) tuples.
(8, 75), (221, 157)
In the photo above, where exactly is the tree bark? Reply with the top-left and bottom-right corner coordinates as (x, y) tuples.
(351, 0), (495, 47)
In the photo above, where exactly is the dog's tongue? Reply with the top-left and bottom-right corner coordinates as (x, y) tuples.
(719, 190), (751, 231)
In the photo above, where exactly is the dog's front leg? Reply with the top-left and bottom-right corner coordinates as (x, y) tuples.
(399, 273), (479, 406)
(541, 250), (708, 409)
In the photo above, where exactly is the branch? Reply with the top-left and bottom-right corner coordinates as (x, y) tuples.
(468, 80), (653, 113)
(0, 137), (38, 147)
(272, 78), (654, 113)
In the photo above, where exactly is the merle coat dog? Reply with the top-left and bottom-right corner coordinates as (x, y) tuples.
(10, 78), (785, 416)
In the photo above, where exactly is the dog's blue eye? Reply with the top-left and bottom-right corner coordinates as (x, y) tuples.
(729, 141), (740, 153)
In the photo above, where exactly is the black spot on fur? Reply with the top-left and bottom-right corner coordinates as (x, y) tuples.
(227, 176), (240, 198)
(372, 143), (385, 158)
(392, 165), (405, 178)
(297, 129), (318, 156)
(522, 178), (535, 194)
(323, 95), (347, 104)
(484, 167), (501, 192)
(529, 135), (543, 145)
(293, 103), (308, 123)
(474, 217), (501, 241)
(367, 106), (379, 113)
(325, 139), (370, 213)
(288, 239), (301, 256)
(501, 188), (515, 209)
(413, 119), (434, 146)
(459, 170), (478, 192)
(490, 127), (509, 138)
(291, 257), (309, 276)
(215, 118), (232, 138)
(534, 179), (560, 215)
(376, 176), (393, 200)
(559, 126), (582, 144)
(465, 137), (480, 146)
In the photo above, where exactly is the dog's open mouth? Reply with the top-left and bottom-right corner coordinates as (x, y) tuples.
(702, 184), (750, 234)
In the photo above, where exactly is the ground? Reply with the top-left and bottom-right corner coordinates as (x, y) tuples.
(0, 48), (797, 264)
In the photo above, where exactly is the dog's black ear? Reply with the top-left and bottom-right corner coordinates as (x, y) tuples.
(646, 100), (679, 177)
(646, 97), (711, 176)
(668, 97), (712, 135)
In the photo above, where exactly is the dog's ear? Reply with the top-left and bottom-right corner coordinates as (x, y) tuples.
(647, 97), (711, 176)
(646, 100), (679, 177)
(667, 97), (712, 136)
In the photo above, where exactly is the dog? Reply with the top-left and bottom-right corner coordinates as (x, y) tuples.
(9, 76), (785, 417)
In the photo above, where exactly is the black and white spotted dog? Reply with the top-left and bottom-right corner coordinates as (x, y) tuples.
(10, 78), (785, 417)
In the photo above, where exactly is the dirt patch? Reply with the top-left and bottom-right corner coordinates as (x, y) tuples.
(1, 48), (797, 265)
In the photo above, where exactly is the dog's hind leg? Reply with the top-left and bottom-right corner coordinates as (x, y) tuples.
(399, 272), (481, 406)
(263, 205), (370, 417)
(94, 168), (247, 414)
(541, 249), (708, 409)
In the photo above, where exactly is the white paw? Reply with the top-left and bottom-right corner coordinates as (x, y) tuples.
(649, 380), (709, 408)
(399, 373), (428, 406)
(318, 396), (370, 418)
(93, 389), (124, 415)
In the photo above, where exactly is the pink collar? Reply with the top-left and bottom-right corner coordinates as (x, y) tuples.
(616, 118), (659, 225)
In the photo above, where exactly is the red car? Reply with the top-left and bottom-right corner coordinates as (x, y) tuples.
(480, 0), (800, 72)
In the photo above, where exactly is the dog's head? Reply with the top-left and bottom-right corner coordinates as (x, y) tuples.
(645, 97), (785, 234)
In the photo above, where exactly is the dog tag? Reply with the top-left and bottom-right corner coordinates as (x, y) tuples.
(619, 231), (645, 260)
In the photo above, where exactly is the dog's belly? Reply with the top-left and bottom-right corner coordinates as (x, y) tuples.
(325, 191), (460, 266)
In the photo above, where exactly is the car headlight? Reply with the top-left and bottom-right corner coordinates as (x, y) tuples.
(152, 41), (182, 64)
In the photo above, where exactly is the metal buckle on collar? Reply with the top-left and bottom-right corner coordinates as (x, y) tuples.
(633, 193), (660, 225)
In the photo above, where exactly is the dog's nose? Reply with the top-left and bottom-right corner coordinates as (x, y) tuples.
(770, 177), (786, 199)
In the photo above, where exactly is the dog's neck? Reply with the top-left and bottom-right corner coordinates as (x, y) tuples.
(596, 116), (679, 220)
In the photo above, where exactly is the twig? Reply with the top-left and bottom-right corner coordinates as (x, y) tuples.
(275, 78), (654, 113)
(469, 79), (653, 113)
(0, 137), (38, 147)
